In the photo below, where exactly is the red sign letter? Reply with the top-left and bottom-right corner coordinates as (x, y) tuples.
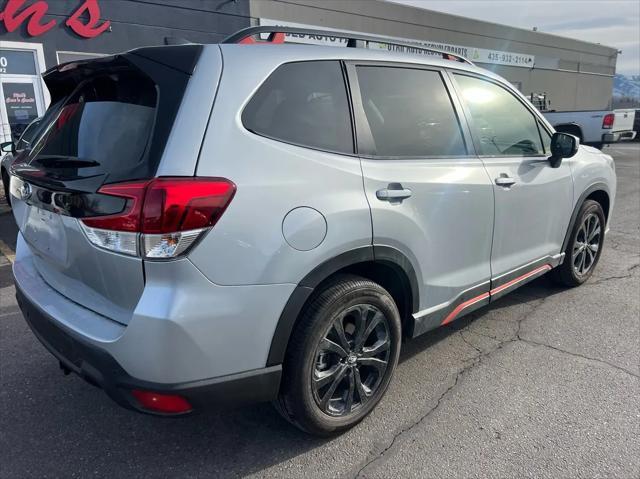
(65, 0), (110, 38)
(0, 0), (56, 36)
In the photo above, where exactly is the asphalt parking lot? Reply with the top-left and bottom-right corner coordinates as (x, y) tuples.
(0, 144), (638, 478)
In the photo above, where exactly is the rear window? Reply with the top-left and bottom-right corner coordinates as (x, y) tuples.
(242, 61), (354, 155)
(29, 71), (156, 172)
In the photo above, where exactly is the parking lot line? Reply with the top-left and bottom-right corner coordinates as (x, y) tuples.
(0, 239), (15, 264)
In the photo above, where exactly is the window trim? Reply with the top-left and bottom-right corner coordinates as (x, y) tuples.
(447, 70), (553, 159)
(345, 60), (476, 160)
(536, 119), (552, 155)
(240, 60), (357, 157)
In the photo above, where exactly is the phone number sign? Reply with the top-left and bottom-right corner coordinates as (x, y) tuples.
(481, 50), (534, 67)
(259, 19), (535, 68)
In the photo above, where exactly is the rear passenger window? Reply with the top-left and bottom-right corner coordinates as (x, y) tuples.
(355, 66), (467, 158)
(454, 74), (545, 156)
(242, 61), (353, 154)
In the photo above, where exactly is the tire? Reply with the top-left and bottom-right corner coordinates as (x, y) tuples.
(275, 275), (402, 436)
(1, 168), (10, 207)
(553, 199), (605, 287)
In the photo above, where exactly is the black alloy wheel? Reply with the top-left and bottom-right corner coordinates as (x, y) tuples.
(311, 304), (391, 417)
(276, 275), (401, 435)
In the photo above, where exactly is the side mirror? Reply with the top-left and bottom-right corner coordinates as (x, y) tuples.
(549, 132), (578, 168)
(1, 141), (16, 154)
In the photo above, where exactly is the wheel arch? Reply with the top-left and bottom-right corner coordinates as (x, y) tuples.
(562, 182), (610, 252)
(266, 246), (420, 366)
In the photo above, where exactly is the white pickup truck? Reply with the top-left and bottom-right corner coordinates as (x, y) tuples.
(529, 94), (636, 149)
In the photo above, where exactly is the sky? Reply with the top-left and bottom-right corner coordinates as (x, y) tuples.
(388, 0), (639, 76)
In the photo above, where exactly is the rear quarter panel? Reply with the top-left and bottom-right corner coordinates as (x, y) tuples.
(189, 47), (372, 286)
(155, 45), (223, 177)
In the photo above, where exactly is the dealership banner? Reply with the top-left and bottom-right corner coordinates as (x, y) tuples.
(3, 83), (38, 126)
(259, 19), (535, 68)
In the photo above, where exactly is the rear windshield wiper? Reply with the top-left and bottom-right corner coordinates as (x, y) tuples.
(33, 156), (101, 169)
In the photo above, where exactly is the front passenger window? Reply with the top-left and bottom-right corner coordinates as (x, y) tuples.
(455, 74), (544, 157)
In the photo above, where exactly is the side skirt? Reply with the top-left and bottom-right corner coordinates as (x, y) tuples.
(411, 254), (564, 337)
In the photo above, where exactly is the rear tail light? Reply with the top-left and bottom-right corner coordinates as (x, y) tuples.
(602, 113), (615, 129)
(80, 178), (236, 259)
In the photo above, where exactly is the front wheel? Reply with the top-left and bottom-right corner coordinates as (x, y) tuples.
(275, 275), (401, 435)
(553, 199), (605, 286)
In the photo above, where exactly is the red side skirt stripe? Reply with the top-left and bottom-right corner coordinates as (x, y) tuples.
(440, 264), (552, 326)
(489, 264), (552, 296)
(441, 292), (490, 325)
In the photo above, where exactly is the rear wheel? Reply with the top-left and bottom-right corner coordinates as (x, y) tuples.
(553, 199), (605, 286)
(275, 275), (401, 435)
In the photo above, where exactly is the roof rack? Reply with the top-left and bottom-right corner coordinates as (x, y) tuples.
(222, 26), (474, 65)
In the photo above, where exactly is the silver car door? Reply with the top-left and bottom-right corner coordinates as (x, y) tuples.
(451, 72), (573, 297)
(348, 62), (495, 335)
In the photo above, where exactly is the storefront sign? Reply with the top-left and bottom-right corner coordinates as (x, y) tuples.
(3, 82), (38, 126)
(259, 19), (535, 68)
(0, 0), (110, 38)
(0, 49), (37, 75)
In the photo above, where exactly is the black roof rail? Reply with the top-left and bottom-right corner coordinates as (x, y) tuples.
(222, 26), (474, 65)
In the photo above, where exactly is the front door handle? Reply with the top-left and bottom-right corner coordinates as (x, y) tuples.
(495, 175), (516, 188)
(376, 183), (412, 203)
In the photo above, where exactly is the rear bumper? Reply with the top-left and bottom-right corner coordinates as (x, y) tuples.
(602, 132), (620, 143)
(16, 284), (281, 414)
(603, 131), (636, 143)
(617, 130), (637, 141)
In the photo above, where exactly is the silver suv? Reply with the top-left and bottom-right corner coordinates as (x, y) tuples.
(10, 27), (616, 435)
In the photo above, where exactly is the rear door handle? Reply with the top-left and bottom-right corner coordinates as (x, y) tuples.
(495, 176), (516, 188)
(376, 183), (412, 203)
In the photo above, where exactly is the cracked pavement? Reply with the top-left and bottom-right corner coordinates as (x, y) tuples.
(1, 144), (639, 478)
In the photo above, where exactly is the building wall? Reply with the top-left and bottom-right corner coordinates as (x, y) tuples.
(0, 0), (617, 113)
(249, 0), (617, 111)
(0, 0), (251, 68)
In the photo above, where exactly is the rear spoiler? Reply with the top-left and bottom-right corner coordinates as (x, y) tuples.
(43, 44), (203, 104)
